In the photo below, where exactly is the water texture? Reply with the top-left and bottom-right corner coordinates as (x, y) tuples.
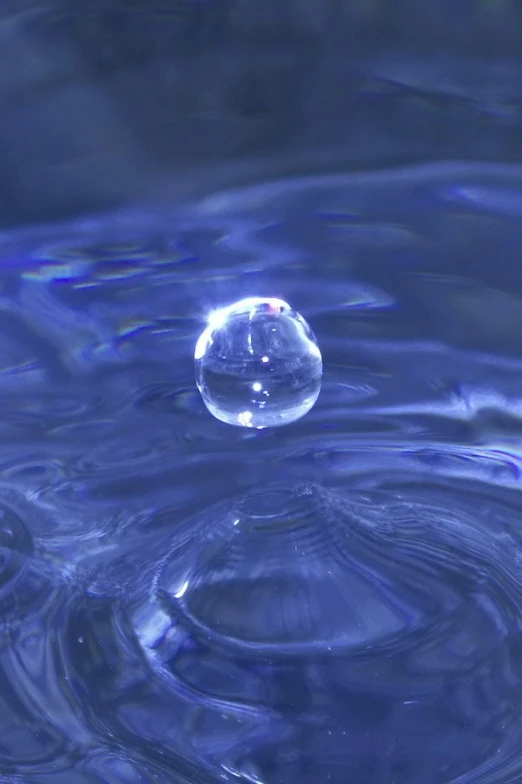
(1, 162), (522, 782)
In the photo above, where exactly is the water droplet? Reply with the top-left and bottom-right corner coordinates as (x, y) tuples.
(194, 297), (322, 428)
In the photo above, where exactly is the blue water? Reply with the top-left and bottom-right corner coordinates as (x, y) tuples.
(2, 162), (522, 783)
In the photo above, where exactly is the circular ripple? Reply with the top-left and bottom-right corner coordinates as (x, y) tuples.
(0, 502), (33, 597)
(155, 481), (522, 660)
(122, 479), (522, 782)
(0, 494), (58, 642)
(157, 484), (405, 654)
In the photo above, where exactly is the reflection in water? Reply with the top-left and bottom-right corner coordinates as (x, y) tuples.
(1, 163), (522, 781)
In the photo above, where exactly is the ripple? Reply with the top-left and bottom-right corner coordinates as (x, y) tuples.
(155, 479), (522, 655)
(1, 162), (522, 780)
(157, 483), (408, 655)
(25, 237), (197, 286)
(125, 476), (522, 781)
(0, 492), (59, 645)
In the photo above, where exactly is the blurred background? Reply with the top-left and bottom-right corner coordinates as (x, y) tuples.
(3, 0), (522, 229)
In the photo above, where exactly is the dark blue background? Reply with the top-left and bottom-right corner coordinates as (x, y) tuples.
(2, 0), (522, 227)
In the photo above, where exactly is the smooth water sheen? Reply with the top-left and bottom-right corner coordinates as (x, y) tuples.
(194, 297), (322, 428)
(1, 162), (522, 783)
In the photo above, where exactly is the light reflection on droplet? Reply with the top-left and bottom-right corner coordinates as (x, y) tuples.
(194, 297), (322, 428)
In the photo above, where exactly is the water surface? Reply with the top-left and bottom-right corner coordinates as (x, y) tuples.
(1, 162), (522, 783)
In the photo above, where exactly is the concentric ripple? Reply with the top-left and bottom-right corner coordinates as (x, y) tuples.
(0, 492), (59, 637)
(131, 479), (522, 782)
(1, 162), (522, 782)
(156, 482), (428, 655)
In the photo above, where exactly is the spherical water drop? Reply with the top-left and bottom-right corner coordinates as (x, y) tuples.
(194, 297), (322, 428)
